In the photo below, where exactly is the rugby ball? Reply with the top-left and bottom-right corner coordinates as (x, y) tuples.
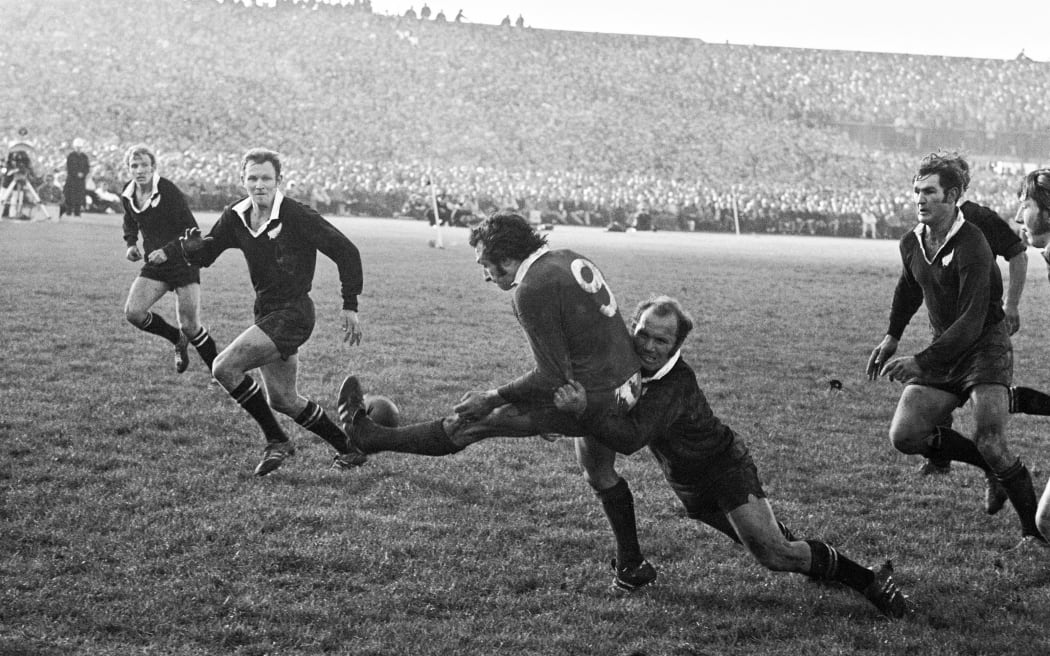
(363, 393), (400, 427)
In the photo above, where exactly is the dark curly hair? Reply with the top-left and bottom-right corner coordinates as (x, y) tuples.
(914, 152), (966, 202)
(1021, 169), (1050, 214)
(468, 210), (548, 263)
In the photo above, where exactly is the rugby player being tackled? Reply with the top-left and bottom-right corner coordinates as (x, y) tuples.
(338, 211), (656, 590)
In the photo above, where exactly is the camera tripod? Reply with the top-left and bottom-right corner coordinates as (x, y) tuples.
(0, 171), (51, 220)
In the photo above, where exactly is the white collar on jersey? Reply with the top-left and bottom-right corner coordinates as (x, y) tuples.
(912, 211), (966, 261)
(510, 245), (551, 288)
(641, 350), (681, 384)
(233, 189), (286, 238)
(121, 172), (161, 212)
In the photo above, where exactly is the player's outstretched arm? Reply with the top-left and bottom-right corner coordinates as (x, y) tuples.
(159, 227), (211, 265)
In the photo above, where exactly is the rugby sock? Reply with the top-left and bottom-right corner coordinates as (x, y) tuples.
(597, 478), (644, 570)
(355, 419), (463, 456)
(1009, 386), (1050, 415)
(295, 400), (350, 454)
(996, 459), (1046, 540)
(805, 540), (874, 592)
(137, 311), (181, 344)
(230, 376), (289, 445)
(927, 427), (990, 472)
(190, 327), (218, 370)
(926, 417), (954, 468)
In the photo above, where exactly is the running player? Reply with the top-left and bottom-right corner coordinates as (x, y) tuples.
(920, 153), (1027, 479)
(867, 153), (1044, 551)
(120, 144), (218, 374)
(154, 148), (365, 476)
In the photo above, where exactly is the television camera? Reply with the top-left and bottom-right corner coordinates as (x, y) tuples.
(1, 139), (50, 220)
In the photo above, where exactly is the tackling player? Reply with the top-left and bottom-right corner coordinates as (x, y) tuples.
(120, 144), (218, 375)
(153, 148), (365, 476)
(867, 153), (1045, 552)
(338, 211), (656, 590)
(551, 296), (911, 618)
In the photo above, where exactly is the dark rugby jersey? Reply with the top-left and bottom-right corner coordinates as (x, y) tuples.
(170, 192), (362, 311)
(887, 217), (1004, 372)
(582, 354), (747, 484)
(121, 176), (198, 255)
(496, 248), (640, 404)
(959, 200), (1025, 261)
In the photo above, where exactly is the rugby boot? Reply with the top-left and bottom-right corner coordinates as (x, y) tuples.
(254, 441), (295, 476)
(174, 331), (190, 373)
(331, 451), (368, 470)
(862, 560), (911, 619)
(611, 558), (657, 593)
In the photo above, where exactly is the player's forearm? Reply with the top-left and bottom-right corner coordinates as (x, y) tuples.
(1005, 252), (1028, 311)
(886, 277), (922, 340)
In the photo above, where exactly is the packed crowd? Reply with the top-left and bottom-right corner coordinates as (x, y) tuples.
(3, 0), (1047, 235)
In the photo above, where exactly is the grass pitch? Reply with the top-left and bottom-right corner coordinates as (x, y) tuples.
(2, 214), (1049, 655)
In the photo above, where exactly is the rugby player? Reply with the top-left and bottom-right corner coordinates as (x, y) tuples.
(120, 144), (218, 374)
(1012, 167), (1050, 541)
(153, 148), (365, 476)
(551, 296), (911, 618)
(920, 154), (1028, 479)
(338, 211), (656, 590)
(867, 153), (1045, 551)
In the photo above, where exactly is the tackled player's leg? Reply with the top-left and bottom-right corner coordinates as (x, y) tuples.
(575, 436), (653, 592)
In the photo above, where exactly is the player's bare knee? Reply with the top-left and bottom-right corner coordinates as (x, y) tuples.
(578, 468), (600, 489)
(179, 320), (201, 336)
(210, 353), (240, 385)
(582, 468), (620, 491)
(888, 428), (926, 455)
(125, 307), (147, 327)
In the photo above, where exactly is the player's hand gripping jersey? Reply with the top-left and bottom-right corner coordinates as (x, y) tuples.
(496, 248), (641, 419)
